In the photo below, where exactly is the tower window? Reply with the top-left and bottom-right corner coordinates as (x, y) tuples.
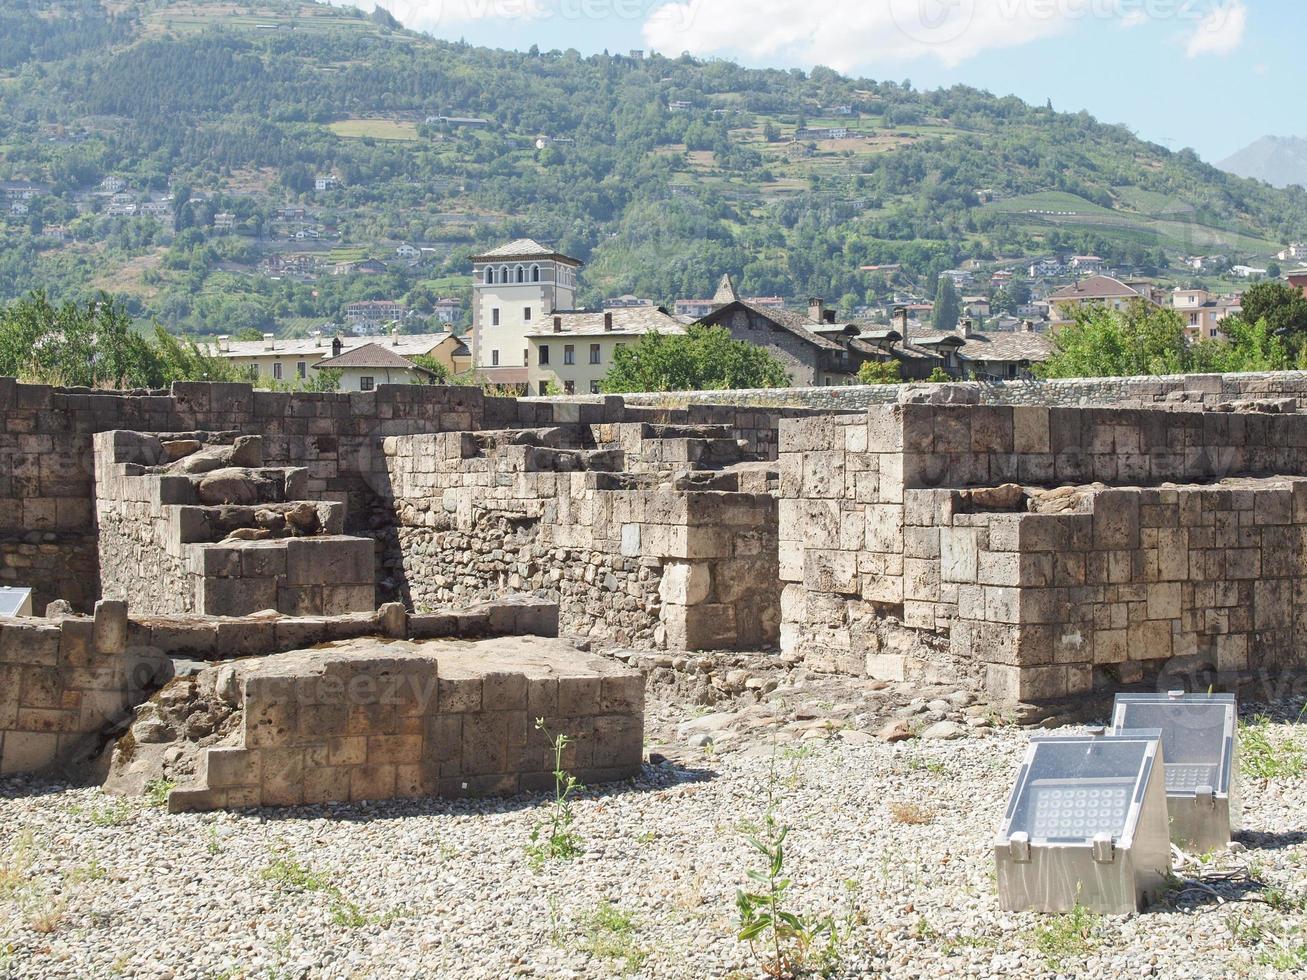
(491, 349), (500, 366)
(492, 308), (500, 326)
(524, 307), (532, 321)
(531, 265), (540, 282)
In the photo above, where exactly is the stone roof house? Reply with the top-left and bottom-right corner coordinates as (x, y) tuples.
(311, 342), (437, 392)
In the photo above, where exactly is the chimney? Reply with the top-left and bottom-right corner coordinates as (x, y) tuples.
(958, 318), (973, 339)
(262, 332), (275, 351)
(331, 337), (343, 358)
(808, 297), (825, 323)
(823, 309), (836, 325)
(216, 334), (230, 353)
(894, 305), (909, 342)
(311, 330), (322, 348)
(603, 312), (613, 331)
(553, 315), (562, 333)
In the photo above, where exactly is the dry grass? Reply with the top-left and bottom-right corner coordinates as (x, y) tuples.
(889, 802), (937, 826)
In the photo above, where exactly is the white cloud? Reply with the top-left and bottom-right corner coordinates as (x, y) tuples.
(1184, 0), (1247, 58)
(641, 0), (1152, 70)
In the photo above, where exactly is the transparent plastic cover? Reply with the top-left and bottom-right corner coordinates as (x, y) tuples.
(1113, 696), (1234, 795)
(0, 587), (31, 617)
(1005, 736), (1153, 842)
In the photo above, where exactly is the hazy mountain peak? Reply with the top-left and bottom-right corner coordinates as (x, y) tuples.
(1219, 135), (1307, 189)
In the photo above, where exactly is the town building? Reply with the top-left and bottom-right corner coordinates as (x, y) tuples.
(527, 307), (684, 395)
(911, 319), (1053, 381)
(1047, 275), (1157, 327)
(209, 330), (468, 385)
(395, 243), (420, 260)
(213, 213), (236, 231)
(310, 342), (438, 392)
(1171, 288), (1241, 341)
(432, 297), (462, 325)
(469, 239), (582, 387)
(602, 294), (656, 309)
(344, 299), (406, 331)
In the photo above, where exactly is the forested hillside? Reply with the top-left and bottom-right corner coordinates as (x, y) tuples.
(0, 0), (1303, 335)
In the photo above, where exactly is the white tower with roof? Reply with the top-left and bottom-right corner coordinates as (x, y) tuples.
(469, 239), (581, 376)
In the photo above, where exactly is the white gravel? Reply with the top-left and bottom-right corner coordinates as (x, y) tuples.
(1, 690), (1305, 979)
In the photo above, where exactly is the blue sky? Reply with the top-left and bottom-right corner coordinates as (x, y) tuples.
(348, 0), (1291, 162)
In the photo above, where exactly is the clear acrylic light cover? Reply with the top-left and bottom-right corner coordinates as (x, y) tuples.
(1111, 693), (1235, 797)
(0, 587), (32, 617)
(1002, 731), (1160, 844)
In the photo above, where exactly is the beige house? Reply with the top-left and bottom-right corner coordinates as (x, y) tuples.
(526, 308), (684, 395)
(210, 330), (468, 385)
(310, 342), (437, 391)
(1171, 289), (1241, 341)
(1047, 275), (1157, 327)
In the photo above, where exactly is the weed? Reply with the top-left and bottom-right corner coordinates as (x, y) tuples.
(328, 899), (368, 928)
(261, 858), (334, 893)
(27, 898), (65, 934)
(526, 719), (584, 869)
(903, 756), (946, 776)
(67, 860), (107, 885)
(736, 750), (835, 978)
(889, 802), (936, 825)
(578, 900), (647, 974)
(205, 826), (222, 856)
(0, 831), (35, 900)
(75, 796), (134, 827)
(144, 778), (176, 809)
(1031, 904), (1100, 969)
(1240, 715), (1306, 780)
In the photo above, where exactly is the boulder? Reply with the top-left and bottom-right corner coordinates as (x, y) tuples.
(920, 720), (967, 740)
(228, 436), (264, 468)
(224, 527), (271, 541)
(876, 719), (913, 743)
(197, 468), (272, 506)
(283, 501), (322, 535)
(160, 439), (202, 462)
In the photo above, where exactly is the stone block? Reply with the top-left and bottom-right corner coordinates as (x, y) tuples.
(658, 562), (711, 605)
(285, 536), (373, 587)
(92, 600), (128, 655)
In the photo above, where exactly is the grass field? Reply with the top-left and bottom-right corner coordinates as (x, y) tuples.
(327, 119), (420, 142)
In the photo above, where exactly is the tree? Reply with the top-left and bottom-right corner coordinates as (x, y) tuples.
(932, 277), (960, 333)
(857, 360), (901, 384)
(600, 326), (790, 393)
(1036, 300), (1188, 379)
(1238, 281), (1307, 351)
(1189, 316), (1290, 374)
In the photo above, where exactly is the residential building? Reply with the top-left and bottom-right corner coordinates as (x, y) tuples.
(1287, 270), (1307, 297)
(213, 212), (236, 231)
(1047, 275), (1156, 326)
(311, 342), (437, 392)
(963, 296), (991, 317)
(210, 330), (468, 384)
(100, 176), (127, 194)
(673, 293), (783, 319)
(1, 182), (47, 202)
(1070, 255), (1106, 274)
(911, 319), (1053, 381)
(344, 299), (407, 331)
(1231, 265), (1268, 279)
(1171, 288), (1241, 341)
(313, 174), (338, 192)
(395, 243), (420, 260)
(432, 297), (462, 325)
(694, 277), (854, 386)
(469, 238), (581, 388)
(527, 307), (684, 396)
(1277, 243), (1307, 262)
(940, 269), (974, 288)
(602, 294), (655, 309)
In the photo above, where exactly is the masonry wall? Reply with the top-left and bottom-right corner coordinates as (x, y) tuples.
(778, 403), (1307, 695)
(0, 594), (559, 778)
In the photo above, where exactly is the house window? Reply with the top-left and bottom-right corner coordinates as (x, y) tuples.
(589, 381), (600, 394)
(297, 361), (306, 379)
(484, 267), (494, 284)
(516, 265), (525, 283)
(524, 307), (532, 321)
(360, 376), (375, 391)
(564, 380), (575, 394)
(523, 348), (528, 366)
(563, 344), (575, 365)
(531, 265), (540, 282)
(272, 362), (283, 380)
(539, 345), (550, 365)
(491, 349), (500, 366)
(538, 381), (548, 396)
(492, 308), (500, 326)
(589, 343), (601, 365)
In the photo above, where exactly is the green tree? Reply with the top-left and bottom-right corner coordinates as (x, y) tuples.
(1238, 282), (1307, 351)
(1188, 316), (1290, 374)
(408, 353), (450, 383)
(600, 325), (790, 392)
(1037, 300), (1188, 379)
(857, 360), (901, 384)
(932, 277), (960, 333)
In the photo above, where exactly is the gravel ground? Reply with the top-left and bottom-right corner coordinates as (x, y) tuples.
(1, 683), (1305, 980)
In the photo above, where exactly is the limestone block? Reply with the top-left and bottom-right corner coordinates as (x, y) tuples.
(803, 550), (858, 596)
(658, 562), (711, 605)
(800, 451), (845, 499)
(940, 527), (978, 583)
(864, 504), (904, 554)
(199, 577), (277, 617)
(1013, 406), (1050, 454)
(285, 535), (373, 587)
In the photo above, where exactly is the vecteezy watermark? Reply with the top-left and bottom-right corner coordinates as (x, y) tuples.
(888, 0), (1221, 47)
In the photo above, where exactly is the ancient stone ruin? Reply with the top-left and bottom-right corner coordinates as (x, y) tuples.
(5, 370), (1307, 809)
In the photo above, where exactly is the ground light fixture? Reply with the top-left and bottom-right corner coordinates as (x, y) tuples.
(995, 728), (1172, 914)
(0, 586), (32, 617)
(1110, 692), (1239, 854)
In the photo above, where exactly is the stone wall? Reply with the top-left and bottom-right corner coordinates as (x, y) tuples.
(0, 594), (559, 778)
(166, 635), (644, 812)
(379, 425), (780, 650)
(778, 403), (1307, 699)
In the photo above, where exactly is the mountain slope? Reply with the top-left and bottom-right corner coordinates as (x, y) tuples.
(1219, 136), (1307, 190)
(0, 0), (1303, 335)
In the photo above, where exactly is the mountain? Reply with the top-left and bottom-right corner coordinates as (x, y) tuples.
(1218, 136), (1307, 190)
(0, 0), (1303, 338)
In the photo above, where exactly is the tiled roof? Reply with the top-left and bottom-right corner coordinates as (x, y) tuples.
(470, 239), (581, 264)
(913, 329), (1053, 362)
(311, 342), (435, 373)
(214, 332), (455, 360)
(1047, 275), (1144, 301)
(714, 301), (845, 351)
(526, 307), (684, 338)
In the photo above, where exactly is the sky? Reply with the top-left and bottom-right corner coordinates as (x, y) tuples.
(338, 0), (1296, 162)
